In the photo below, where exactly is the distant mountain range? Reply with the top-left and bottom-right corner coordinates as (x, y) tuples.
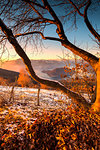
(42, 67), (75, 80)
(0, 59), (94, 81)
(1, 59), (66, 79)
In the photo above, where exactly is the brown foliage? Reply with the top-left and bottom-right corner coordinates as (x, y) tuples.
(0, 107), (99, 149)
(17, 69), (32, 87)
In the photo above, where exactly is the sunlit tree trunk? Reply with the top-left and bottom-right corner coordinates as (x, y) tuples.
(92, 60), (100, 111)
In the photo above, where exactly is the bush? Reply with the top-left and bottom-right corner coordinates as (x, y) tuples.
(17, 69), (32, 87)
(0, 107), (100, 150)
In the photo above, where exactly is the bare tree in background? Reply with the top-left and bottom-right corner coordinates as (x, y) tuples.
(0, 0), (100, 111)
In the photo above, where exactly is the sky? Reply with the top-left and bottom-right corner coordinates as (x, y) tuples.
(1, 0), (100, 61)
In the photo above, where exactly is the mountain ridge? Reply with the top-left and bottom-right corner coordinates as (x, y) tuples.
(0, 68), (19, 83)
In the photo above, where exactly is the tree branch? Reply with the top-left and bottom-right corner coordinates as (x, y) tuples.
(42, 0), (67, 41)
(22, 0), (45, 9)
(68, 0), (84, 16)
(0, 18), (91, 108)
(22, 0), (55, 25)
(15, 31), (63, 42)
(68, 0), (100, 42)
(42, 0), (99, 70)
(23, 0), (44, 19)
(61, 40), (99, 69)
(28, 0), (45, 9)
(84, 0), (100, 42)
(0, 0), (10, 16)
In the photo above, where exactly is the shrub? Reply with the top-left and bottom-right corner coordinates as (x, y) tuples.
(17, 69), (32, 87)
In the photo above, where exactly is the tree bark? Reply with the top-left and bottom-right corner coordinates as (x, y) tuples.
(92, 60), (100, 111)
(42, 0), (99, 70)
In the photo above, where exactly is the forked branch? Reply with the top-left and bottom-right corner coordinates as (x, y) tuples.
(84, 0), (100, 42)
(42, 0), (99, 69)
(68, 0), (84, 16)
(15, 31), (63, 42)
(68, 0), (100, 42)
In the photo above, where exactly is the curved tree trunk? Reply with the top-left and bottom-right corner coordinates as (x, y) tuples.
(0, 0), (100, 112)
(0, 18), (100, 111)
(41, 0), (100, 112)
(0, 18), (91, 109)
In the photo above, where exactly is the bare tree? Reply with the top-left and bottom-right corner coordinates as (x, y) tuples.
(0, 0), (100, 111)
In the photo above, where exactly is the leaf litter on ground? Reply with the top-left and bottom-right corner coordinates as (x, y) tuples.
(0, 86), (100, 150)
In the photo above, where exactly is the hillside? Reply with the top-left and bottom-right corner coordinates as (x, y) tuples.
(0, 68), (19, 82)
(0, 68), (37, 85)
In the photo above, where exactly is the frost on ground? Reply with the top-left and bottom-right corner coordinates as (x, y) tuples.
(0, 85), (71, 110)
(0, 86), (71, 132)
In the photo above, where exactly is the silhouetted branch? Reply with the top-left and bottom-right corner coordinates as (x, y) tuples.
(42, 0), (99, 69)
(23, 0), (45, 9)
(68, 0), (84, 16)
(84, 0), (100, 42)
(68, 0), (100, 42)
(15, 31), (63, 42)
